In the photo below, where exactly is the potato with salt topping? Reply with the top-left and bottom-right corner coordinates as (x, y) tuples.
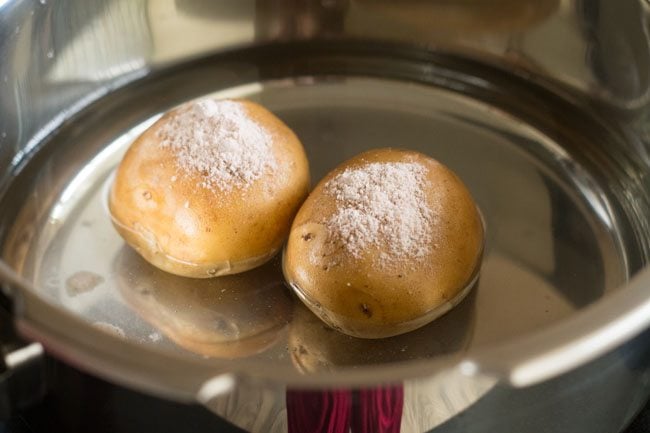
(109, 98), (310, 278)
(283, 148), (483, 338)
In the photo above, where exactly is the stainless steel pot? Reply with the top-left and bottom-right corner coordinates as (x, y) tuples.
(1, 0), (650, 432)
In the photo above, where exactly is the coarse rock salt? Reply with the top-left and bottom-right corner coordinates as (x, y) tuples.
(325, 161), (435, 265)
(157, 99), (275, 192)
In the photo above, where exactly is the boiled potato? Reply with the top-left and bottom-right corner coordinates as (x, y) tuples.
(283, 148), (483, 338)
(109, 98), (310, 278)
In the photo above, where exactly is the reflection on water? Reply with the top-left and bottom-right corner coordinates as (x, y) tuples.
(288, 288), (476, 372)
(114, 247), (292, 359)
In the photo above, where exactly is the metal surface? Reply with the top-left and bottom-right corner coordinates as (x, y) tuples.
(205, 329), (650, 432)
(0, 1), (650, 432)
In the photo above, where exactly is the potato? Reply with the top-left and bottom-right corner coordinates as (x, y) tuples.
(109, 98), (310, 278)
(283, 148), (483, 338)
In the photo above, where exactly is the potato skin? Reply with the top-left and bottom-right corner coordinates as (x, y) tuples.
(109, 99), (310, 278)
(283, 148), (483, 338)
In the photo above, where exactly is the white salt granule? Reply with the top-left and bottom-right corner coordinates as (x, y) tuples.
(325, 162), (435, 265)
(157, 99), (275, 192)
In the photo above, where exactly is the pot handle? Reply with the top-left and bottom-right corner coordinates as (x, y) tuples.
(0, 288), (46, 420)
(0, 342), (46, 419)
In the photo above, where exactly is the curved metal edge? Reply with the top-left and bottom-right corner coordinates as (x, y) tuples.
(5, 254), (650, 395)
(12, 286), (236, 403)
(462, 267), (650, 387)
(0, 289), (47, 420)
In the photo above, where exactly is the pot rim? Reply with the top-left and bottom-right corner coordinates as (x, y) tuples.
(3, 256), (650, 401)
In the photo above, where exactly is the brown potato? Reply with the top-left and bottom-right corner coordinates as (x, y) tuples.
(109, 98), (310, 278)
(283, 148), (483, 338)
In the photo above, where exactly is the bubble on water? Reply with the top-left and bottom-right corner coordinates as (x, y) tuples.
(46, 49), (54, 59)
(39, 0), (47, 5)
